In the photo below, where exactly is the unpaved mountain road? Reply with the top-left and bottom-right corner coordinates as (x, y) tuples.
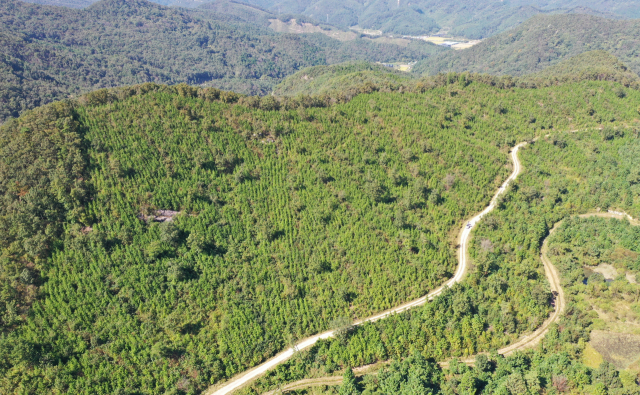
(258, 190), (640, 395)
(260, 215), (569, 395)
(203, 142), (527, 395)
(495, 210), (637, 356)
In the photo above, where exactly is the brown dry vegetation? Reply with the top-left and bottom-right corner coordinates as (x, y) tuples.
(591, 331), (640, 370)
(268, 19), (357, 41)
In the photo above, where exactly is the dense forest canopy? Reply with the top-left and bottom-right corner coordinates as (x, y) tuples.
(239, 111), (640, 395)
(20, 0), (640, 39)
(2, 73), (640, 393)
(0, 0), (440, 123)
(414, 14), (640, 78)
(275, 52), (640, 99)
(5, 0), (640, 393)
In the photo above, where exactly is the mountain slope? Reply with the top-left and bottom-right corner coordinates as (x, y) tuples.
(234, 0), (632, 38)
(2, 78), (639, 393)
(413, 14), (640, 77)
(19, 0), (638, 39)
(0, 0), (440, 122)
(275, 52), (640, 100)
(524, 50), (640, 86)
(196, 0), (273, 25)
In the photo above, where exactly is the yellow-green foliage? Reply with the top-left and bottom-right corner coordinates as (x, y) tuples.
(1, 78), (640, 393)
(583, 344), (605, 369)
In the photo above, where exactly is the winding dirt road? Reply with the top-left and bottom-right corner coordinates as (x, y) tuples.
(204, 143), (528, 395)
(264, 210), (640, 394)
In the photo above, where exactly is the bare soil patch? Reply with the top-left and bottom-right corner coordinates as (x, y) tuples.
(590, 263), (619, 280)
(268, 19), (357, 41)
(591, 330), (640, 369)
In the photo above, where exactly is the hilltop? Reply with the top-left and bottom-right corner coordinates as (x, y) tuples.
(2, 73), (640, 393)
(523, 50), (640, 86)
(272, 61), (416, 97)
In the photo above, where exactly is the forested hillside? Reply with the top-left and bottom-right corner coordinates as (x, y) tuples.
(0, 0), (438, 123)
(21, 0), (638, 39)
(275, 52), (640, 100)
(225, 0), (634, 38)
(523, 51), (640, 86)
(241, 111), (640, 395)
(272, 62), (416, 97)
(414, 14), (640, 77)
(196, 0), (272, 25)
(548, 216), (640, 374)
(1, 74), (640, 393)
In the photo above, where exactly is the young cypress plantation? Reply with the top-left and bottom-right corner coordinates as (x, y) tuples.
(239, 125), (640, 394)
(1, 76), (640, 394)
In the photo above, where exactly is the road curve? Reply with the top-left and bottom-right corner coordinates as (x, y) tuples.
(264, 210), (640, 394)
(203, 142), (528, 395)
(495, 220), (565, 355)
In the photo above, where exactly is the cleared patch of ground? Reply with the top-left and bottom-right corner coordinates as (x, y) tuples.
(268, 19), (357, 41)
(362, 36), (411, 47)
(416, 36), (481, 50)
(591, 263), (619, 280)
(451, 40), (482, 50)
(420, 36), (449, 44)
(267, 22), (479, 52)
(348, 27), (382, 36)
(591, 299), (640, 331)
(591, 330), (640, 369)
(268, 20), (415, 47)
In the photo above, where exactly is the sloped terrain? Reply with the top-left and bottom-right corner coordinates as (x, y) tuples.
(414, 14), (640, 77)
(273, 61), (416, 96)
(3, 77), (639, 393)
(0, 0), (436, 122)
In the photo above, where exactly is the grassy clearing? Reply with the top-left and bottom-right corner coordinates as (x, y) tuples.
(583, 343), (604, 369)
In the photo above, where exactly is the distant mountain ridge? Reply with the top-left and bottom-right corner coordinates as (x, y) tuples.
(413, 14), (640, 77)
(0, 0), (440, 122)
(274, 51), (640, 98)
(527, 51), (640, 84)
(20, 0), (640, 39)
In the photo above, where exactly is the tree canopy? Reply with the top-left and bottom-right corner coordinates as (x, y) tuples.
(2, 75), (640, 393)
